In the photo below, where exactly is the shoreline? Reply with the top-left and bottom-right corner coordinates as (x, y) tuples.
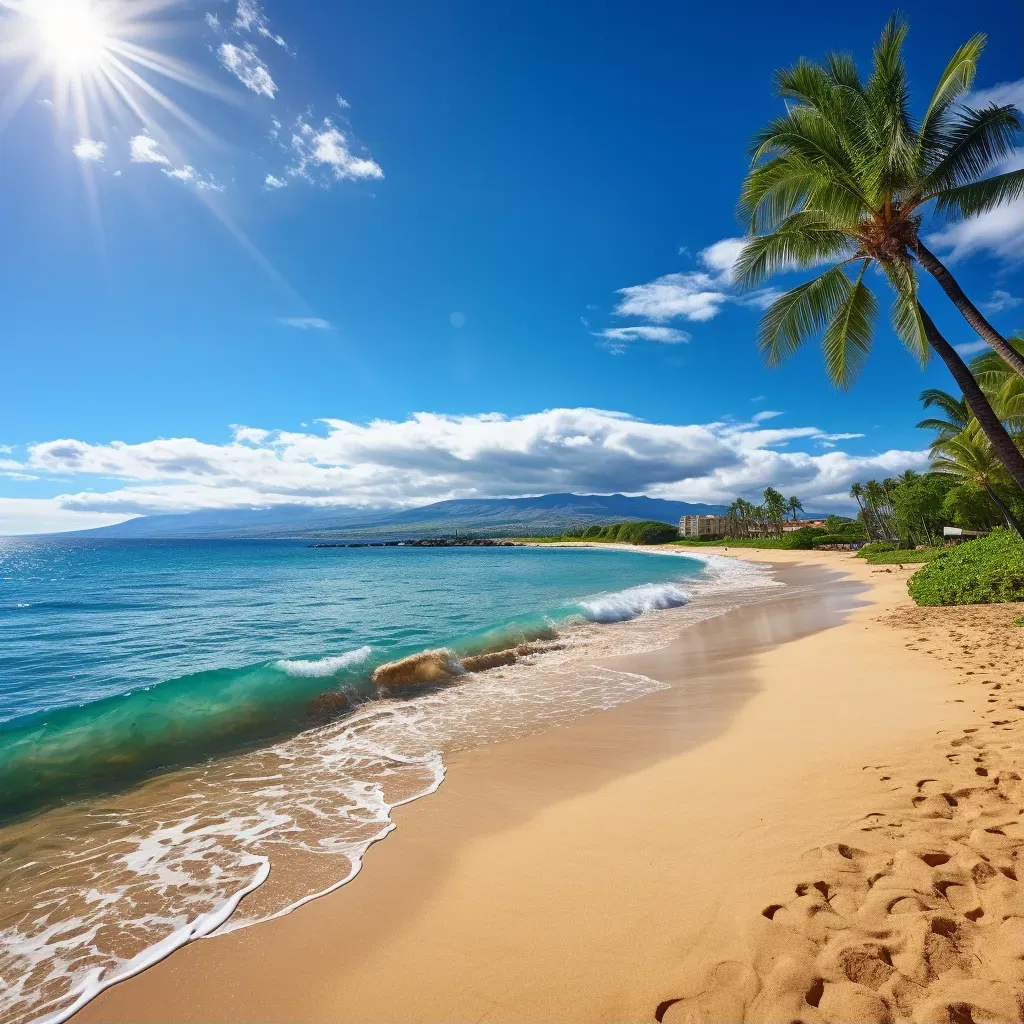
(73, 546), (988, 1023)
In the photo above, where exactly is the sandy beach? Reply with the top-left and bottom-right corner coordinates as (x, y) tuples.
(73, 547), (1024, 1023)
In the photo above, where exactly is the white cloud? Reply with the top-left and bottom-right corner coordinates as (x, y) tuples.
(0, 498), (135, 537)
(129, 135), (222, 192)
(286, 115), (383, 184)
(73, 138), (106, 162)
(233, 0), (287, 47)
(597, 326), (690, 352)
(615, 272), (728, 323)
(965, 78), (1024, 110)
(981, 289), (1023, 313)
(264, 173), (287, 189)
(927, 199), (1024, 262)
(164, 164), (224, 192)
(129, 134), (170, 164)
(218, 42), (276, 98)
(205, 12), (220, 31)
(954, 339), (990, 357)
(751, 410), (783, 422)
(336, 94), (351, 109)
(611, 236), (779, 326)
(278, 317), (332, 329)
(5, 409), (925, 528)
(926, 150), (1024, 263)
(699, 237), (748, 284)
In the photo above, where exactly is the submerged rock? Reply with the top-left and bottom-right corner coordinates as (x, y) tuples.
(461, 649), (518, 672)
(372, 649), (465, 690)
(306, 689), (350, 722)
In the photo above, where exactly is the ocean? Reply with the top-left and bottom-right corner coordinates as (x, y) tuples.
(0, 538), (777, 1023)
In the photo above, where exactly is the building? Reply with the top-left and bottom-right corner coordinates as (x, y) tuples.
(678, 514), (732, 539)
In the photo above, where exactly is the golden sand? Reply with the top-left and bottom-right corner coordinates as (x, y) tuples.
(75, 549), (1024, 1023)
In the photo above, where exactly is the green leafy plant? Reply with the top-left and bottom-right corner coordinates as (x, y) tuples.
(908, 529), (1024, 605)
(736, 18), (1024, 494)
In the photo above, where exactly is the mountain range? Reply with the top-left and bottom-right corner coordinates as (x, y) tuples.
(64, 493), (751, 540)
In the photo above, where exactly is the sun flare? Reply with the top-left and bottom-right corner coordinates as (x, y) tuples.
(32, 0), (111, 72)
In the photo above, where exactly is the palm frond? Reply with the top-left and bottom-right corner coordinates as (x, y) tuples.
(880, 260), (929, 366)
(756, 265), (854, 367)
(919, 387), (969, 421)
(921, 104), (1022, 193)
(824, 51), (862, 92)
(733, 214), (855, 286)
(822, 260), (877, 389)
(862, 15), (918, 200)
(918, 34), (986, 153)
(931, 166), (1024, 219)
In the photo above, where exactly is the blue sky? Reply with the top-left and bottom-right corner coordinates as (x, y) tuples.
(1, 0), (1022, 533)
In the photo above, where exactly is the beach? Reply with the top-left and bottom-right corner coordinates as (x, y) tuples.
(69, 546), (1024, 1023)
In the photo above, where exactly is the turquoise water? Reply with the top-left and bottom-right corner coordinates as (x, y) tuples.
(0, 537), (763, 1024)
(0, 539), (703, 816)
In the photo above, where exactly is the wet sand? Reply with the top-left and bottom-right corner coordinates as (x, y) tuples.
(75, 548), (1014, 1023)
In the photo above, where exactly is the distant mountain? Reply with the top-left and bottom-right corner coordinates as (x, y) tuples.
(62, 493), (737, 540)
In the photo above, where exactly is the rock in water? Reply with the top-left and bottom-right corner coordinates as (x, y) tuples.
(461, 649), (518, 672)
(372, 649), (465, 690)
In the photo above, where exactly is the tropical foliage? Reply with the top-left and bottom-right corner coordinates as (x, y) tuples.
(736, 18), (1024, 493)
(908, 529), (1024, 605)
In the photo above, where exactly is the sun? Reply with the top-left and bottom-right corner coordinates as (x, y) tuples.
(0, 0), (217, 139)
(31, 0), (112, 73)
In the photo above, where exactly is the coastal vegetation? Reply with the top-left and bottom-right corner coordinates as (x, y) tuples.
(736, 18), (1024, 497)
(907, 529), (1024, 605)
(528, 520), (680, 545)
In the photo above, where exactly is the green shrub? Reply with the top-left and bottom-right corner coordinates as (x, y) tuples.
(613, 520), (679, 545)
(812, 533), (864, 547)
(907, 529), (1024, 606)
(672, 528), (818, 550)
(856, 541), (902, 558)
(863, 547), (941, 565)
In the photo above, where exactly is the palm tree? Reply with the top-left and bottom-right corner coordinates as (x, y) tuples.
(787, 495), (804, 521)
(931, 422), (1024, 535)
(849, 481), (875, 538)
(735, 17), (1024, 492)
(916, 388), (970, 442)
(971, 333), (1024, 431)
(762, 486), (787, 537)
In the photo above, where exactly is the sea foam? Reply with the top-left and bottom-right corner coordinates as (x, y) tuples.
(276, 646), (373, 677)
(579, 582), (692, 622)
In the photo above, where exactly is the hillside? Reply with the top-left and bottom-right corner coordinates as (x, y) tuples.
(63, 493), (734, 540)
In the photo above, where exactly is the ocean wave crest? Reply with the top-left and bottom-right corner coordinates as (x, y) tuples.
(579, 582), (691, 623)
(276, 647), (373, 677)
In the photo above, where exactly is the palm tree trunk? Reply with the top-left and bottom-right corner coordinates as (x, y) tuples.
(920, 305), (1024, 515)
(983, 481), (1024, 536)
(913, 240), (1024, 379)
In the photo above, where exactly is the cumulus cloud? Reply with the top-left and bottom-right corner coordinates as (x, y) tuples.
(264, 173), (287, 189)
(73, 138), (106, 162)
(286, 115), (383, 183)
(278, 316), (332, 329)
(981, 289), (1023, 314)
(129, 134), (170, 164)
(597, 326), (690, 352)
(218, 42), (276, 98)
(6, 409), (926, 526)
(926, 149), (1024, 263)
(611, 237), (780, 326)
